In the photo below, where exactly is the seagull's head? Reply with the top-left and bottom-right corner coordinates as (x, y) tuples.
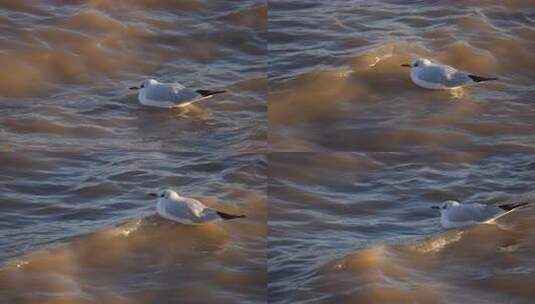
(148, 189), (180, 200)
(129, 79), (157, 90)
(431, 200), (459, 211)
(401, 58), (431, 69)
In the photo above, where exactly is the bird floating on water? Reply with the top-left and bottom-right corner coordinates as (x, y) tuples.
(431, 200), (529, 229)
(401, 58), (498, 89)
(130, 79), (226, 108)
(149, 189), (245, 225)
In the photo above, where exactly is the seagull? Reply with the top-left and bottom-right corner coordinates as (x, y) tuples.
(149, 189), (245, 224)
(401, 58), (498, 89)
(431, 200), (530, 229)
(129, 79), (226, 108)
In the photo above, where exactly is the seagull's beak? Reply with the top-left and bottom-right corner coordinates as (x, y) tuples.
(431, 206), (440, 210)
(129, 86), (139, 90)
(400, 63), (411, 67)
(148, 193), (158, 197)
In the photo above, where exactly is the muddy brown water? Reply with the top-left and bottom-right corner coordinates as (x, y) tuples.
(1, 0), (266, 303)
(0, 0), (266, 152)
(0, 151), (267, 303)
(268, 152), (535, 304)
(2, 1), (535, 304)
(268, 0), (534, 152)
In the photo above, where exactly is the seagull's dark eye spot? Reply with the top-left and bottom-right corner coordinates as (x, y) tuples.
(160, 194), (165, 198)
(414, 63), (418, 67)
(140, 84), (144, 88)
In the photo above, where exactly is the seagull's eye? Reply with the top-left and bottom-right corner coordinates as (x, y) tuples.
(140, 84), (144, 88)
(160, 194), (165, 198)
(414, 63), (418, 67)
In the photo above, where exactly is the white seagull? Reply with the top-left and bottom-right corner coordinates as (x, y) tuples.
(130, 79), (226, 108)
(401, 58), (498, 89)
(149, 189), (245, 224)
(431, 200), (529, 229)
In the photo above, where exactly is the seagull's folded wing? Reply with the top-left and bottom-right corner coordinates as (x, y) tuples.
(447, 204), (496, 222)
(417, 65), (450, 84)
(182, 197), (208, 217)
(159, 197), (202, 221)
(171, 85), (200, 103)
(171, 198), (222, 223)
(418, 65), (470, 87)
(143, 83), (198, 104)
(448, 71), (472, 87)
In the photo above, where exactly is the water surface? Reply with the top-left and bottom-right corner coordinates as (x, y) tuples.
(269, 0), (534, 151)
(269, 152), (535, 303)
(0, 151), (266, 303)
(1, 0), (266, 152)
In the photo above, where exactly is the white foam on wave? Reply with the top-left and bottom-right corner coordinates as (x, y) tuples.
(107, 218), (143, 238)
(407, 230), (464, 254)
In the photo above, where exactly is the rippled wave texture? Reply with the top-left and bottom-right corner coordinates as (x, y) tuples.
(2, 1), (535, 304)
(269, 0), (534, 151)
(0, 0), (266, 152)
(269, 152), (535, 303)
(0, 151), (267, 303)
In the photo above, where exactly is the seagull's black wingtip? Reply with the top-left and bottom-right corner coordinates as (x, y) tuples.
(498, 201), (530, 211)
(196, 89), (227, 97)
(468, 75), (498, 83)
(216, 211), (246, 220)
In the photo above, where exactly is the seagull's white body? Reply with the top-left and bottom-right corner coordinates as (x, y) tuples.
(156, 191), (222, 224)
(152, 189), (244, 225)
(404, 58), (496, 90)
(436, 200), (526, 229)
(133, 79), (216, 109)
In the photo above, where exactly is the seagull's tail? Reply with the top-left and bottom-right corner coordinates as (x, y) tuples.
(468, 75), (498, 83)
(216, 211), (246, 220)
(498, 201), (530, 211)
(196, 89), (227, 97)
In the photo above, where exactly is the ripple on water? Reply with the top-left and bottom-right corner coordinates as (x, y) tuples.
(269, 0), (533, 152)
(270, 39), (533, 151)
(1, 0), (266, 152)
(269, 152), (535, 303)
(1, 152), (267, 303)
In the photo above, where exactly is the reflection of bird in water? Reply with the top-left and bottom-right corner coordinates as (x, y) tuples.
(173, 103), (214, 121)
(129, 79), (226, 108)
(449, 87), (465, 99)
(401, 58), (498, 90)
